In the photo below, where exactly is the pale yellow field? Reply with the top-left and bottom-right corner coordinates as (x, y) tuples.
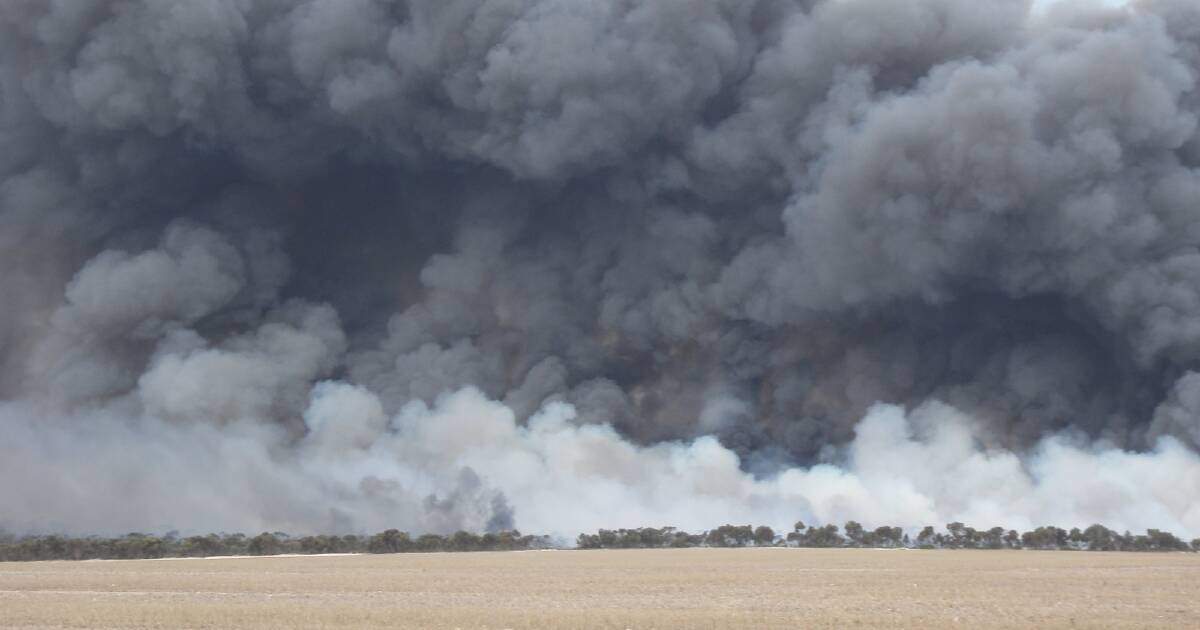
(1, 548), (1198, 629)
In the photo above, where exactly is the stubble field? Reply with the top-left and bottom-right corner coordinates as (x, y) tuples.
(0, 548), (1197, 629)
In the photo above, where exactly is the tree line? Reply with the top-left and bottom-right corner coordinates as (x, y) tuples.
(2, 520), (1197, 562)
(576, 521), (1200, 552)
(0, 529), (551, 562)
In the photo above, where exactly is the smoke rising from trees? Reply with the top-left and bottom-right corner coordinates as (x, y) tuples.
(2, 0), (1199, 537)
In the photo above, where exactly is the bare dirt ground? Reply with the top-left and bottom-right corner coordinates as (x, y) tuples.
(1, 548), (1197, 629)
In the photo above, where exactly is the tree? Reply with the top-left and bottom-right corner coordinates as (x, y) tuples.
(302, 535), (345, 554)
(639, 527), (666, 548)
(705, 525), (753, 547)
(341, 535), (365, 552)
(576, 533), (600, 549)
(873, 526), (903, 548)
(806, 524), (844, 548)
(221, 533), (249, 555)
(248, 532), (280, 556)
(1145, 529), (1188, 551)
(843, 521), (865, 547)
(753, 526), (775, 546)
(945, 523), (967, 549)
(416, 534), (445, 551)
(916, 526), (937, 549)
(1022, 526), (1067, 550)
(787, 522), (807, 546)
(1082, 524), (1117, 551)
(368, 529), (411, 554)
(495, 530), (523, 550)
(450, 530), (481, 551)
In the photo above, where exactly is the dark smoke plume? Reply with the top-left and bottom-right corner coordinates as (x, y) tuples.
(1, 0), (1199, 537)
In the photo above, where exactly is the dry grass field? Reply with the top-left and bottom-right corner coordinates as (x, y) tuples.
(1, 548), (1197, 629)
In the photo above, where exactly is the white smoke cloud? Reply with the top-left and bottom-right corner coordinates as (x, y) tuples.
(2, 385), (1196, 538)
(1034, 0), (1132, 12)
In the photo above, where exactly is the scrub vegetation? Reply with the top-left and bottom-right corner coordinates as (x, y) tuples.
(3, 520), (1196, 562)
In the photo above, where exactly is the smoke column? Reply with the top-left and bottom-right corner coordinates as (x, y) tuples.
(2, 0), (1199, 538)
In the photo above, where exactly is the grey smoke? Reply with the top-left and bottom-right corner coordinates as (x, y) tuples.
(1, 0), (1199, 538)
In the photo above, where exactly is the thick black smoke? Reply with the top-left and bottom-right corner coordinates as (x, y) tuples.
(2, 0), (1199, 537)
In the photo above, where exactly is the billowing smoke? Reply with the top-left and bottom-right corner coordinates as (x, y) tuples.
(2, 0), (1199, 538)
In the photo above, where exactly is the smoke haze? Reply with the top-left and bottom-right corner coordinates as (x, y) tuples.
(2, 0), (1199, 538)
